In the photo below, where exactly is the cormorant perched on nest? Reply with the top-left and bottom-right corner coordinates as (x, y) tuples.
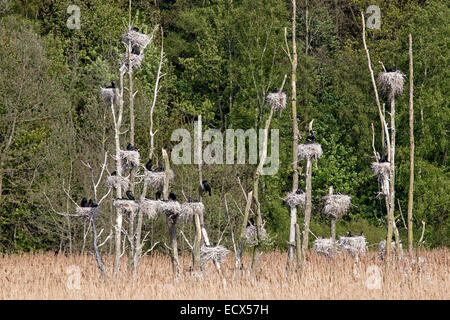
(247, 217), (255, 227)
(131, 46), (140, 55)
(153, 165), (164, 173)
(359, 231), (364, 236)
(145, 159), (152, 171)
(80, 197), (88, 207)
(169, 192), (177, 201)
(111, 171), (117, 176)
(155, 190), (162, 200)
(87, 199), (94, 207)
(131, 27), (139, 32)
(305, 130), (315, 144)
(386, 66), (397, 72)
(379, 155), (389, 163)
(199, 180), (212, 197)
(126, 190), (135, 200)
(295, 188), (304, 194)
(126, 143), (138, 151)
(106, 81), (115, 89)
(346, 231), (353, 237)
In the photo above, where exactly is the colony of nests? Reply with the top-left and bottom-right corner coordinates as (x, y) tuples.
(322, 194), (351, 220)
(313, 236), (367, 258)
(297, 143), (323, 161)
(200, 245), (231, 264)
(144, 169), (174, 190)
(265, 92), (287, 111)
(283, 191), (306, 208)
(371, 162), (390, 196)
(121, 28), (152, 71)
(113, 199), (139, 215)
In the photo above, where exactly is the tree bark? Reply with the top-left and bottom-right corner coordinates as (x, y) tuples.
(407, 34), (415, 253)
(193, 115), (202, 271)
(386, 96), (395, 261)
(301, 158), (312, 261)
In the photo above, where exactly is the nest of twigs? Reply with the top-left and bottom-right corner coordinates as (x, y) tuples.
(106, 175), (129, 191)
(313, 238), (336, 257)
(322, 194), (351, 220)
(100, 87), (120, 106)
(283, 191), (306, 208)
(113, 199), (139, 215)
(122, 29), (152, 51)
(122, 52), (144, 71)
(139, 199), (160, 220)
(200, 245), (231, 264)
(265, 92), (286, 111)
(371, 162), (390, 196)
(378, 239), (402, 260)
(119, 150), (140, 172)
(377, 71), (405, 99)
(338, 236), (367, 257)
(144, 169), (174, 190)
(244, 225), (268, 246)
(298, 143), (323, 161)
(179, 201), (204, 220)
(75, 206), (99, 218)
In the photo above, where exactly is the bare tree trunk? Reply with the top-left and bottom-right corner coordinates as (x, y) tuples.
(361, 12), (385, 158)
(386, 96), (396, 261)
(113, 68), (126, 276)
(287, 0), (300, 271)
(407, 33), (415, 253)
(163, 149), (178, 275)
(301, 158), (312, 262)
(193, 115), (202, 271)
(235, 190), (253, 269)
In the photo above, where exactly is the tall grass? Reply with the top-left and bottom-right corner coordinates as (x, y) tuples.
(0, 249), (448, 299)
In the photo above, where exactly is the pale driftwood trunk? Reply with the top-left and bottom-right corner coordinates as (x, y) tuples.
(162, 149), (179, 275)
(193, 114), (202, 271)
(386, 97), (396, 261)
(361, 12), (385, 158)
(301, 158), (312, 262)
(286, 0), (300, 271)
(235, 190), (253, 270)
(407, 33), (415, 253)
(113, 68), (126, 276)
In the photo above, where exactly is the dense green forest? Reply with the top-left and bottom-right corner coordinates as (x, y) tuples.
(0, 0), (448, 254)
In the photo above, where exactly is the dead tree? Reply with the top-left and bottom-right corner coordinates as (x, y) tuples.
(407, 34), (415, 253)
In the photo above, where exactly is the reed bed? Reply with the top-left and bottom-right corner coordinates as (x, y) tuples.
(0, 249), (448, 300)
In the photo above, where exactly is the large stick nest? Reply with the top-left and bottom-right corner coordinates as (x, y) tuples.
(100, 87), (120, 106)
(200, 245), (231, 264)
(322, 194), (351, 220)
(122, 29), (152, 50)
(265, 92), (287, 111)
(121, 52), (144, 71)
(338, 236), (367, 257)
(75, 206), (99, 218)
(377, 71), (405, 99)
(106, 175), (129, 191)
(119, 150), (140, 172)
(113, 199), (139, 214)
(139, 199), (160, 220)
(244, 225), (268, 246)
(144, 169), (174, 190)
(298, 143), (323, 161)
(378, 240), (402, 259)
(179, 201), (205, 220)
(371, 162), (390, 196)
(313, 238), (336, 257)
(283, 191), (306, 208)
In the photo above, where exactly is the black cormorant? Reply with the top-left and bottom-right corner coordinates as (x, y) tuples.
(155, 190), (162, 200)
(126, 190), (135, 200)
(126, 143), (138, 151)
(169, 192), (177, 201)
(80, 197), (88, 207)
(305, 130), (315, 144)
(199, 180), (212, 197)
(145, 159), (152, 171)
(387, 66), (397, 72)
